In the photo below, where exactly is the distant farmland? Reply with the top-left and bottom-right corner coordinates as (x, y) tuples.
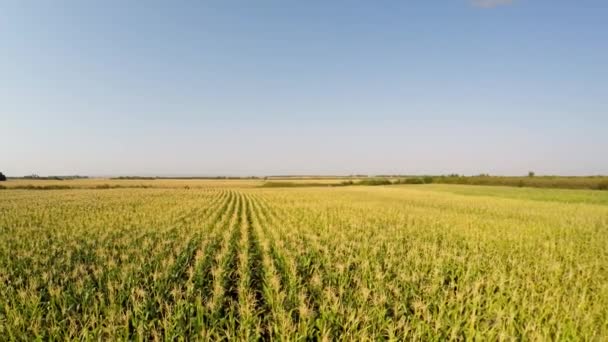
(3, 175), (607, 191)
(0, 180), (607, 339)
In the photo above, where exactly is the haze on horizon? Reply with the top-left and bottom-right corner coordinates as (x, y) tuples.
(1, 1), (607, 177)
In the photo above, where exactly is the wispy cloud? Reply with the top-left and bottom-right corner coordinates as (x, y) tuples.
(470, 0), (513, 8)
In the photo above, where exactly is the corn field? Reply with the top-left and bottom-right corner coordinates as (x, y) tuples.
(1, 183), (607, 340)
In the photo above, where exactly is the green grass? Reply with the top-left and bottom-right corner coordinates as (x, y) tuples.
(419, 183), (608, 205)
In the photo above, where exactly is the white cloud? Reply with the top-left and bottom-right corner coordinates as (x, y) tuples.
(471, 0), (513, 8)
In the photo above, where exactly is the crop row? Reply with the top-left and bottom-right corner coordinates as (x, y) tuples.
(1, 186), (607, 339)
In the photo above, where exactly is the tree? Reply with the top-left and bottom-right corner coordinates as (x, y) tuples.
(528, 171), (535, 177)
(0, 172), (6, 181)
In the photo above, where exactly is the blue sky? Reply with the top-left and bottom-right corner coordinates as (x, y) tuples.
(1, 1), (607, 176)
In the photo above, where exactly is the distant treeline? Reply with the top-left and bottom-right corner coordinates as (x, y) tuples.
(261, 177), (431, 188)
(262, 175), (608, 191)
(0, 184), (153, 190)
(393, 175), (608, 191)
(14, 175), (89, 180)
(3, 174), (607, 191)
(430, 175), (608, 190)
(266, 175), (366, 179)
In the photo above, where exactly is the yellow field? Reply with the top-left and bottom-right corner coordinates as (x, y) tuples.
(1, 182), (607, 339)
